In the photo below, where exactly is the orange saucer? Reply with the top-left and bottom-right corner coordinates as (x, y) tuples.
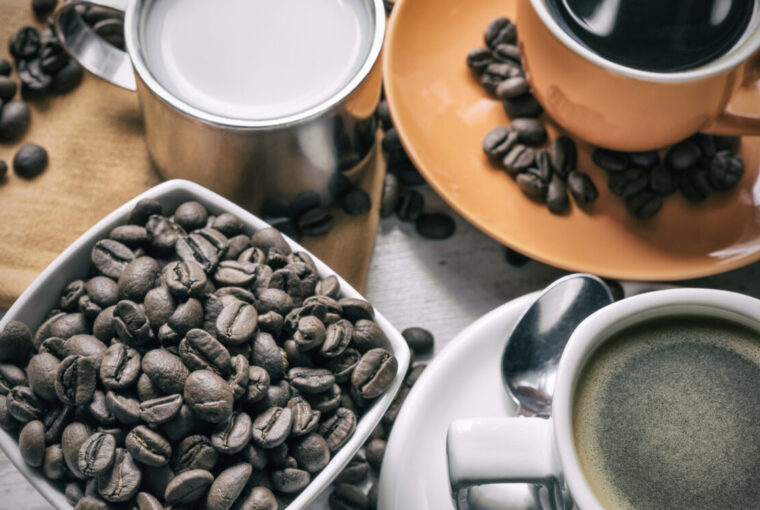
(383, 0), (760, 281)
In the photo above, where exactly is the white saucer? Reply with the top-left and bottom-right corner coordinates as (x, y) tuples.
(378, 282), (666, 510)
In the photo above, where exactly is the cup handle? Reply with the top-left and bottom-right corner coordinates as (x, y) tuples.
(702, 51), (760, 137)
(447, 417), (559, 494)
(53, 0), (136, 91)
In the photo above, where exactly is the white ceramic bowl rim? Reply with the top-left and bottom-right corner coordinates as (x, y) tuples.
(552, 288), (760, 510)
(529, 0), (760, 84)
(0, 179), (410, 510)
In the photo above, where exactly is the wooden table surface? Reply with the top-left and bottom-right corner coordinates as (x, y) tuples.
(3, 185), (760, 508)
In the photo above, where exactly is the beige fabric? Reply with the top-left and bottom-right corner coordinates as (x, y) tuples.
(0, 3), (382, 307)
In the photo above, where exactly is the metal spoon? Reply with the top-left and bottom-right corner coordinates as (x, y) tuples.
(501, 273), (614, 417)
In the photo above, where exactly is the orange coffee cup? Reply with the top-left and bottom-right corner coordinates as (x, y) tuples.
(517, 0), (760, 152)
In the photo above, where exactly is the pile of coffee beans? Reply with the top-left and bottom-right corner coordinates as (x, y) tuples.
(0, 198), (399, 509)
(592, 134), (744, 219)
(468, 18), (598, 214)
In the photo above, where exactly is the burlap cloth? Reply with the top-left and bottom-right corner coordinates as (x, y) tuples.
(0, 3), (383, 308)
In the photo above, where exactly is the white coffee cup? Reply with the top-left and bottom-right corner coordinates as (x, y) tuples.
(447, 288), (760, 510)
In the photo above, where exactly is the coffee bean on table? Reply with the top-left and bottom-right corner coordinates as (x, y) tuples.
(0, 100), (30, 140)
(626, 191), (663, 219)
(18, 58), (52, 94)
(708, 150), (744, 190)
(402, 327), (434, 355)
(13, 143), (48, 179)
(0, 76), (17, 102)
(466, 47), (493, 74)
(510, 118), (547, 146)
(10, 26), (40, 60)
(343, 189), (371, 216)
(51, 59), (84, 93)
(567, 171), (599, 204)
(32, 0), (58, 17)
(485, 17), (517, 49)
(297, 206), (334, 236)
(329, 483), (368, 510)
(503, 93), (544, 118)
(666, 140), (701, 172)
(415, 213), (455, 240)
(40, 41), (68, 74)
(592, 149), (628, 173)
(396, 189), (424, 222)
(679, 163), (711, 202)
(650, 165), (679, 195)
(0, 58), (10, 76)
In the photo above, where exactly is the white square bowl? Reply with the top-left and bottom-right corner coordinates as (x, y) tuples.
(0, 179), (410, 510)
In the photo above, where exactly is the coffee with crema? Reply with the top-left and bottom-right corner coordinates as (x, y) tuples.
(573, 315), (760, 510)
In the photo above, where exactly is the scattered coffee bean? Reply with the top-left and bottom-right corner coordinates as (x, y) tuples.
(50, 59), (84, 93)
(0, 76), (17, 102)
(32, 0), (57, 17)
(380, 172), (400, 218)
(401, 327), (433, 355)
(567, 171), (598, 205)
(629, 150), (659, 169)
(546, 174), (570, 214)
(666, 140), (701, 172)
(503, 93), (543, 118)
(482, 126), (518, 162)
(13, 143), (48, 179)
(0, 100), (31, 140)
(516, 170), (548, 199)
(0, 58), (10, 76)
(592, 149), (628, 173)
(510, 118), (547, 145)
(484, 17), (517, 49)
(627, 191), (663, 219)
(502, 144), (535, 175)
(343, 189), (372, 216)
(415, 213), (455, 240)
(297, 206), (334, 236)
(466, 47), (493, 74)
(549, 136), (577, 179)
(607, 167), (648, 198)
(649, 165), (679, 195)
(10, 26), (41, 60)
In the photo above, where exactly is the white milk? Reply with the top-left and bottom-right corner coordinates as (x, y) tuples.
(140, 0), (372, 120)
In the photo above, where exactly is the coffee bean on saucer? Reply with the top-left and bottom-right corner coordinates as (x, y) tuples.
(503, 93), (543, 118)
(547, 174), (570, 214)
(466, 47), (493, 74)
(50, 59), (84, 94)
(484, 17), (517, 49)
(607, 167), (648, 198)
(502, 144), (535, 175)
(549, 136), (577, 178)
(626, 191), (663, 219)
(483, 126), (518, 162)
(328, 173), (352, 200)
(592, 149), (628, 173)
(0, 58), (11, 76)
(380, 173), (400, 218)
(679, 163), (711, 202)
(396, 189), (424, 222)
(415, 213), (455, 240)
(567, 171), (598, 204)
(291, 190), (322, 218)
(708, 150), (744, 190)
(492, 43), (521, 63)
(297, 207), (334, 236)
(510, 118), (547, 146)
(329, 483), (367, 510)
(481, 62), (521, 95)
(629, 150), (659, 169)
(402, 327), (433, 355)
(496, 76), (529, 100)
(516, 170), (547, 199)
(0, 76), (17, 102)
(10, 26), (41, 60)
(13, 143), (48, 179)
(666, 140), (701, 172)
(0, 100), (31, 140)
(343, 189), (371, 216)
(649, 165), (678, 195)
(382, 127), (403, 154)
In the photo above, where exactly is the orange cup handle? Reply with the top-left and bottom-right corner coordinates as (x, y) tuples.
(703, 51), (760, 137)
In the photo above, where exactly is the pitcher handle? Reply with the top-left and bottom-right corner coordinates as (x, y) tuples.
(703, 50), (760, 136)
(53, 0), (136, 91)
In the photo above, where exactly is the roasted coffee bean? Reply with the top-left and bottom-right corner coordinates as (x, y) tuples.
(173, 201), (208, 231)
(315, 275), (341, 300)
(175, 233), (219, 273)
(252, 407), (292, 448)
(125, 425), (172, 467)
(365, 438), (386, 470)
(0, 394), (18, 432)
(161, 404), (197, 443)
(485, 17), (517, 49)
(142, 349), (190, 394)
(263, 216), (297, 240)
(337, 299), (372, 323)
(482, 126), (518, 162)
(336, 450), (369, 483)
(626, 191), (663, 219)
(0, 100), (31, 140)
(496, 76), (529, 100)
(567, 171), (598, 204)
(13, 142), (48, 179)
(0, 58), (9, 76)
(650, 165), (679, 194)
(140, 394), (183, 425)
(236, 486), (277, 510)
(86, 276), (119, 307)
(40, 40), (68, 73)
(141, 465), (175, 502)
(271, 467), (311, 494)
(629, 150), (659, 169)
(415, 213), (456, 240)
(388, 151), (425, 186)
(466, 47), (493, 74)
(146, 215), (185, 254)
(118, 257), (160, 301)
(259, 379), (292, 410)
(62, 422), (91, 479)
(353, 320), (391, 352)
(126, 199), (162, 226)
(666, 140), (701, 172)
(510, 118), (547, 146)
(709, 150), (744, 190)
(330, 483), (367, 510)
(352, 348), (397, 399)
(0, 76), (17, 102)
(135, 492), (163, 510)
(18, 58), (52, 93)
(44, 443), (66, 480)
(309, 383), (342, 414)
(167, 298), (203, 336)
(61, 280), (87, 312)
(288, 367), (335, 394)
(0, 320), (33, 364)
(291, 190), (322, 219)
(292, 433), (330, 473)
(380, 172), (401, 219)
(395, 188), (424, 222)
(65, 334), (107, 369)
(42, 404), (73, 443)
(251, 227), (291, 255)
(251, 332), (287, 379)
(211, 411), (251, 455)
(328, 348), (360, 384)
(607, 167), (648, 198)
(493, 42), (520, 63)
(100, 343), (140, 390)
(0, 363), (26, 396)
(256, 288), (294, 317)
(402, 327), (433, 355)
(288, 396), (320, 437)
(179, 328), (231, 375)
(320, 407), (356, 452)
(97, 448), (141, 502)
(105, 391), (141, 425)
(33, 312), (89, 348)
(502, 144), (535, 175)
(215, 260), (257, 287)
(184, 370), (234, 423)
(73, 496), (108, 510)
(19, 419), (45, 467)
(216, 300), (258, 345)
(226, 234), (251, 260)
(503, 93), (543, 118)
(516, 169), (548, 200)
(315, 319), (350, 358)
(89, 390), (117, 426)
(91, 240), (134, 280)
(78, 432), (116, 476)
(376, 98), (392, 130)
(549, 136), (577, 178)
(297, 206), (334, 236)
(592, 149), (628, 173)
(213, 214), (245, 238)
(113, 300), (154, 346)
(291, 316), (323, 351)
(546, 174), (570, 214)
(481, 62), (520, 94)
(33, 0), (58, 17)
(343, 189), (372, 216)
(10, 26), (40, 59)
(27, 352), (60, 401)
(246, 365), (270, 404)
(93, 18), (125, 48)
(164, 260), (207, 299)
(55, 355), (96, 406)
(173, 435), (218, 473)
(207, 463), (252, 510)
(679, 163), (711, 202)
(368, 481), (379, 509)
(50, 58), (84, 93)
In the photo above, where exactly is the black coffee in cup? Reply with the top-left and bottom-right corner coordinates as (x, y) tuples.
(545, 0), (756, 72)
